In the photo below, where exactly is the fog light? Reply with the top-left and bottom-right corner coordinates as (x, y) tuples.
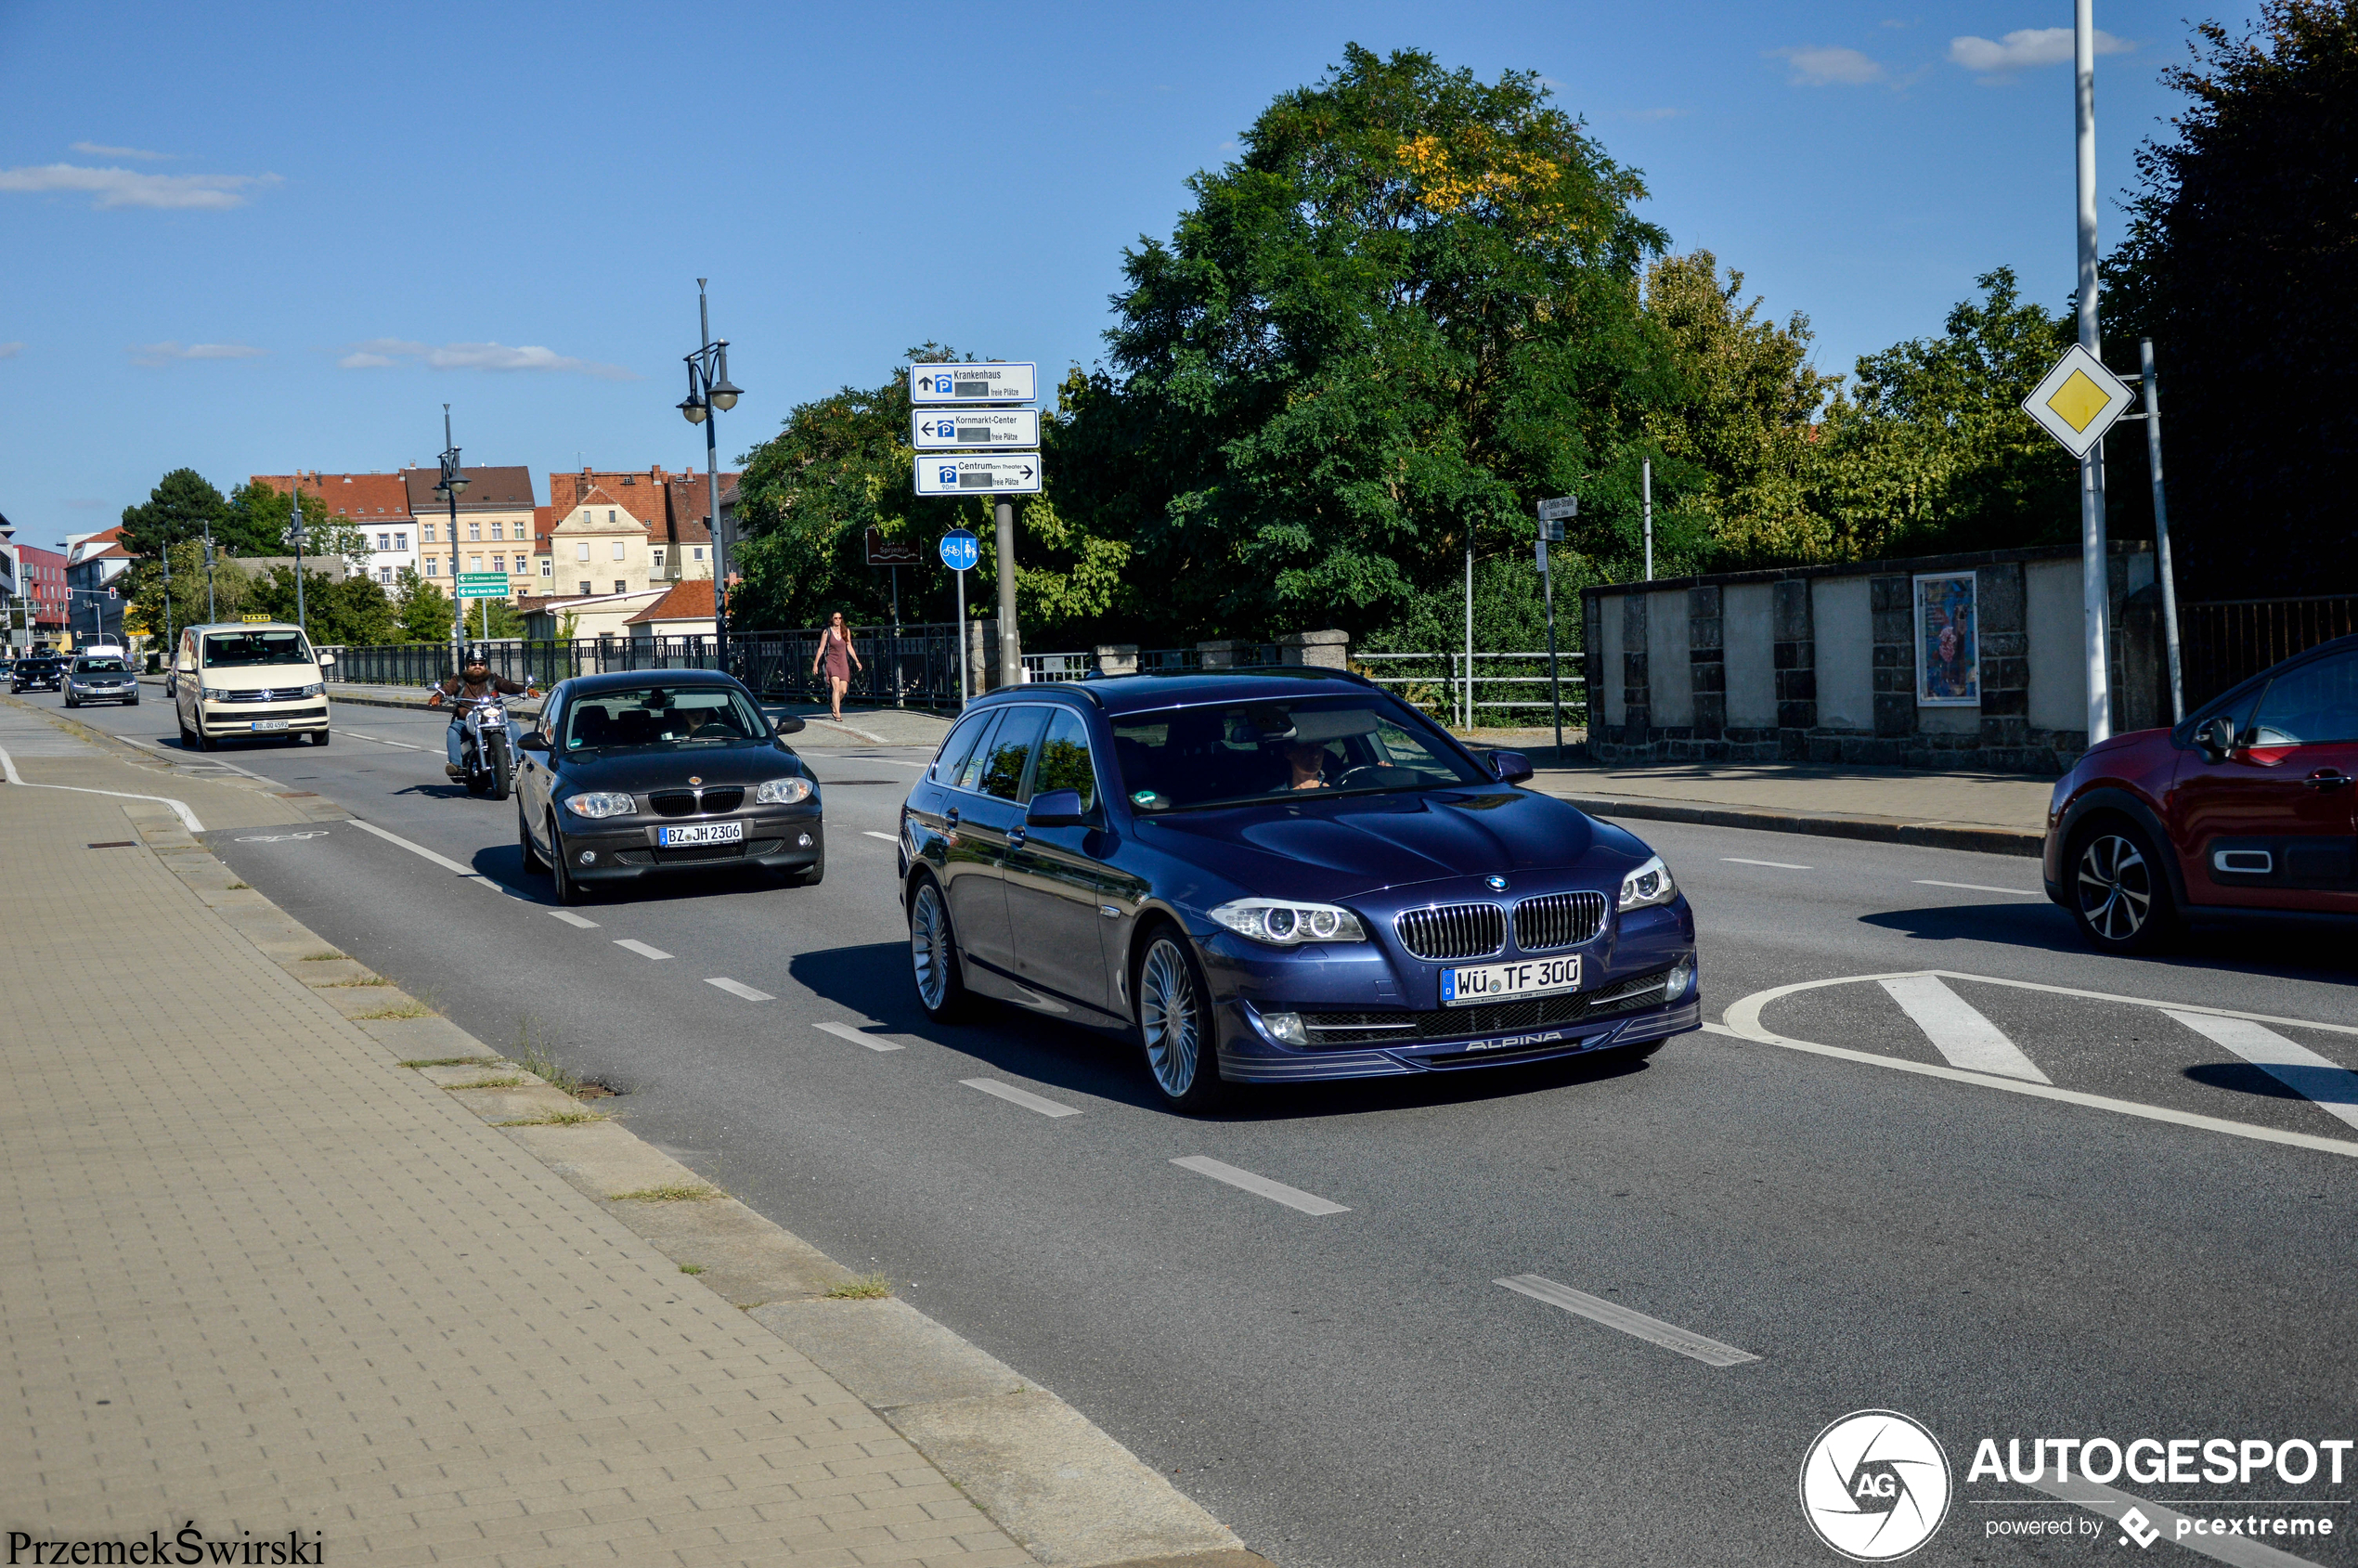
(1665, 957), (1695, 1001)
(796, 832), (812, 848)
(1260, 1010), (1307, 1046)
(577, 850), (596, 866)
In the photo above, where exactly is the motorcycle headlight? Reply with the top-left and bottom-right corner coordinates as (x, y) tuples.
(1618, 854), (1678, 913)
(1209, 899), (1367, 945)
(755, 776), (814, 805)
(564, 791), (635, 819)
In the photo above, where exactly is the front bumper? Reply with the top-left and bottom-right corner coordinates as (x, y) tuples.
(199, 699), (328, 735)
(68, 685), (138, 703)
(560, 810), (823, 881)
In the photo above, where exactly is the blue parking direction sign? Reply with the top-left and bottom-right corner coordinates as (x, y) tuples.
(914, 456), (1042, 496)
(908, 362), (1038, 405)
(911, 408), (1041, 449)
(939, 529), (979, 572)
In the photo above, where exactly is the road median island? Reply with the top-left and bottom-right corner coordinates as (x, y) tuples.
(0, 748), (1269, 1568)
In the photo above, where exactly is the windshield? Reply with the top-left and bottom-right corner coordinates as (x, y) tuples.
(1110, 694), (1488, 812)
(561, 685), (769, 753)
(202, 630), (313, 668)
(73, 658), (129, 673)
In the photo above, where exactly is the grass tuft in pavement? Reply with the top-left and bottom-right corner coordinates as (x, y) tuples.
(823, 1274), (892, 1301)
(225, 882), (250, 890)
(398, 1056), (499, 1069)
(317, 977), (387, 988)
(300, 951), (348, 961)
(511, 1016), (585, 1096)
(609, 1183), (719, 1203)
(679, 1263), (705, 1276)
(496, 1109), (604, 1126)
(448, 1074), (528, 1091)
(355, 1000), (435, 1020)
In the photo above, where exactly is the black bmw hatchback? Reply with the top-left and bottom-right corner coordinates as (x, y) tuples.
(513, 670), (822, 904)
(899, 668), (1701, 1109)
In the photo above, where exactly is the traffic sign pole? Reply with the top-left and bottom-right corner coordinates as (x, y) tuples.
(939, 530), (979, 709)
(2139, 338), (2183, 721)
(1535, 500), (1575, 765)
(2074, 0), (2110, 744)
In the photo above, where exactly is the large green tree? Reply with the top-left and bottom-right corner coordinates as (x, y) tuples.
(2102, 0), (2357, 596)
(117, 469), (229, 562)
(1056, 45), (1678, 644)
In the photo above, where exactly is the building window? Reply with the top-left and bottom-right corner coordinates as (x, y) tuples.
(693, 546), (705, 561)
(395, 532), (408, 551)
(651, 548), (666, 574)
(424, 524), (437, 544)
(578, 580), (591, 596)
(491, 522), (504, 540)
(611, 540), (626, 561)
(425, 557), (439, 576)
(576, 542), (590, 563)
(539, 559), (551, 577)
(607, 510), (616, 525)
(379, 566), (394, 584)
(376, 533), (390, 551)
(615, 579), (627, 595)
(468, 523), (481, 541)
(469, 555), (484, 573)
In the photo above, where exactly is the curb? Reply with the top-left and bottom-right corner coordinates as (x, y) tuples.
(1539, 791), (2044, 860)
(52, 735), (1266, 1568)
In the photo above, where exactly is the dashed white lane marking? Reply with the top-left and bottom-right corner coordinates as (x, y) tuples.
(1878, 974), (2051, 1083)
(814, 1020), (902, 1052)
(615, 939), (671, 961)
(346, 817), (499, 888)
(335, 728), (429, 751)
(2026, 1471), (2326, 1568)
(706, 977), (774, 1002)
(1722, 857), (1810, 869)
(1170, 1156), (1349, 1215)
(2166, 1010), (2358, 1136)
(961, 1078), (1082, 1118)
(549, 910), (600, 928)
(1915, 879), (2042, 896)
(862, 831), (899, 842)
(1496, 1275), (1760, 1367)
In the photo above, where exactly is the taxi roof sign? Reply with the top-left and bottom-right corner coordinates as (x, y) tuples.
(2021, 344), (2136, 460)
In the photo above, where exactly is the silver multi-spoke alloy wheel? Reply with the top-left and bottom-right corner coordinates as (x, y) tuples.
(1139, 936), (1202, 1098)
(911, 881), (954, 1012)
(2075, 832), (2153, 942)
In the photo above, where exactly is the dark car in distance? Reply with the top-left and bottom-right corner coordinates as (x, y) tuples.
(898, 669), (1701, 1109)
(2045, 632), (2358, 952)
(513, 670), (822, 904)
(10, 654), (65, 694)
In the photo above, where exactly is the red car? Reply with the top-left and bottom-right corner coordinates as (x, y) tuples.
(2045, 632), (2358, 953)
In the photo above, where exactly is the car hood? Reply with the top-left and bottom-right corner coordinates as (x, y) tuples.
(1140, 787), (1635, 901)
(552, 741), (809, 793)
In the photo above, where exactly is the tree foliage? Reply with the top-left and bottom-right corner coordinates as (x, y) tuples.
(393, 569), (456, 643)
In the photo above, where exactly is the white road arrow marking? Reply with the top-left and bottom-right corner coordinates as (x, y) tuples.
(1878, 974), (2051, 1082)
(2165, 1010), (2358, 1136)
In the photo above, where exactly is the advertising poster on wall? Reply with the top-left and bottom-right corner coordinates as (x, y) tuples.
(1914, 570), (1979, 706)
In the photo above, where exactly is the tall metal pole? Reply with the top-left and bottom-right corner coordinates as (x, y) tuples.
(1463, 538), (1473, 730)
(1642, 459), (1654, 581)
(699, 280), (730, 677)
(442, 406), (463, 666)
(953, 564), (968, 710)
(203, 514), (216, 624)
(161, 530), (175, 666)
(290, 473), (308, 637)
(995, 498), (1019, 687)
(1542, 543), (1561, 764)
(2140, 338), (2184, 721)
(2075, 0), (2112, 744)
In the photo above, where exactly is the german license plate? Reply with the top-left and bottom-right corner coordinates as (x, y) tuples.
(251, 719), (290, 731)
(659, 821), (744, 847)
(1441, 954), (1581, 1006)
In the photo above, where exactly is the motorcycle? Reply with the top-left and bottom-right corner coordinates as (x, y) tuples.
(445, 691), (520, 800)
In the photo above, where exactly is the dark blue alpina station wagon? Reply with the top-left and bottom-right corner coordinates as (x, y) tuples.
(897, 668), (1700, 1109)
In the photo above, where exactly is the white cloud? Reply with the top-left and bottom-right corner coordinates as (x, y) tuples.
(339, 337), (637, 381)
(1768, 45), (1886, 85)
(70, 141), (176, 162)
(1948, 27), (2131, 76)
(0, 162), (280, 211)
(130, 342), (266, 367)
(0, 341), (21, 359)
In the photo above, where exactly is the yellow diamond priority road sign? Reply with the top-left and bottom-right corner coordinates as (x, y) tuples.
(2021, 344), (2136, 460)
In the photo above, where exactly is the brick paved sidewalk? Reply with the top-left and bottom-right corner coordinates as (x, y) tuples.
(0, 781), (1033, 1565)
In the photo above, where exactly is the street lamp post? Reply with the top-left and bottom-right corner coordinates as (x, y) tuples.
(678, 279), (743, 675)
(202, 513), (217, 625)
(289, 475), (308, 637)
(434, 407), (470, 664)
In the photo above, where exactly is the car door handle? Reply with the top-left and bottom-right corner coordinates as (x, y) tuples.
(943, 806), (960, 827)
(1005, 827), (1027, 849)
(2304, 770), (2353, 790)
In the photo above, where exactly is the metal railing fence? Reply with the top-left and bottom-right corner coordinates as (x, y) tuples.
(2180, 594), (2358, 708)
(1356, 651), (1587, 731)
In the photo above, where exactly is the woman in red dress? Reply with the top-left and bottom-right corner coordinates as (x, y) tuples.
(810, 611), (862, 722)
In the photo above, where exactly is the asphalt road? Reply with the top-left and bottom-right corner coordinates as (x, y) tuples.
(48, 688), (2358, 1567)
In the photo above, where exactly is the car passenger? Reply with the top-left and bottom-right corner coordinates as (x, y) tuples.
(1275, 738), (1331, 791)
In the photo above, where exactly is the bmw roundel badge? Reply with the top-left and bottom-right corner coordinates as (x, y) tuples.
(1486, 875), (1509, 891)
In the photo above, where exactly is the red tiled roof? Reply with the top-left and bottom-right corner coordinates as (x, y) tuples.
(624, 578), (716, 625)
(253, 472), (415, 521)
(533, 507), (553, 553)
(398, 466), (537, 512)
(551, 468), (671, 527)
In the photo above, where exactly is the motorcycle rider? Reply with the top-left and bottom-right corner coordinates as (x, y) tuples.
(426, 644), (539, 779)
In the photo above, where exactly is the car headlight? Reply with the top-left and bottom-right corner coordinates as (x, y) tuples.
(564, 791), (636, 819)
(200, 685), (227, 701)
(300, 681), (324, 697)
(1618, 854), (1677, 913)
(755, 776), (814, 805)
(1209, 899), (1367, 945)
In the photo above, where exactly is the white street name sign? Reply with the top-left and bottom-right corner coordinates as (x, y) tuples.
(911, 408), (1042, 449)
(913, 455), (1043, 496)
(1536, 495), (1579, 522)
(909, 362), (1038, 405)
(2021, 344), (2136, 459)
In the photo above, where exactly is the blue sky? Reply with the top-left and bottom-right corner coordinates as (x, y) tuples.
(0, 1), (2249, 550)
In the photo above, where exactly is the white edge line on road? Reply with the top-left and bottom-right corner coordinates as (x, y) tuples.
(862, 831), (899, 842)
(2027, 1472), (2327, 1567)
(344, 816), (500, 888)
(1721, 857), (1810, 869)
(335, 728), (429, 751)
(814, 1020), (901, 1051)
(0, 742), (205, 834)
(548, 910), (600, 928)
(706, 977), (774, 1002)
(117, 733), (278, 783)
(1914, 879), (2042, 896)
(1700, 1020), (2358, 1161)
(961, 1077), (1082, 1118)
(1495, 1275), (1759, 1367)
(1170, 1155), (1349, 1215)
(615, 939), (672, 960)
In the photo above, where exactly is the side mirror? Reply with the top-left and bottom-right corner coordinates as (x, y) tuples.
(1488, 749), (1535, 784)
(1026, 788), (1087, 828)
(516, 731), (550, 752)
(764, 708), (806, 735)
(2195, 715), (2236, 762)
(317, 653), (336, 667)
